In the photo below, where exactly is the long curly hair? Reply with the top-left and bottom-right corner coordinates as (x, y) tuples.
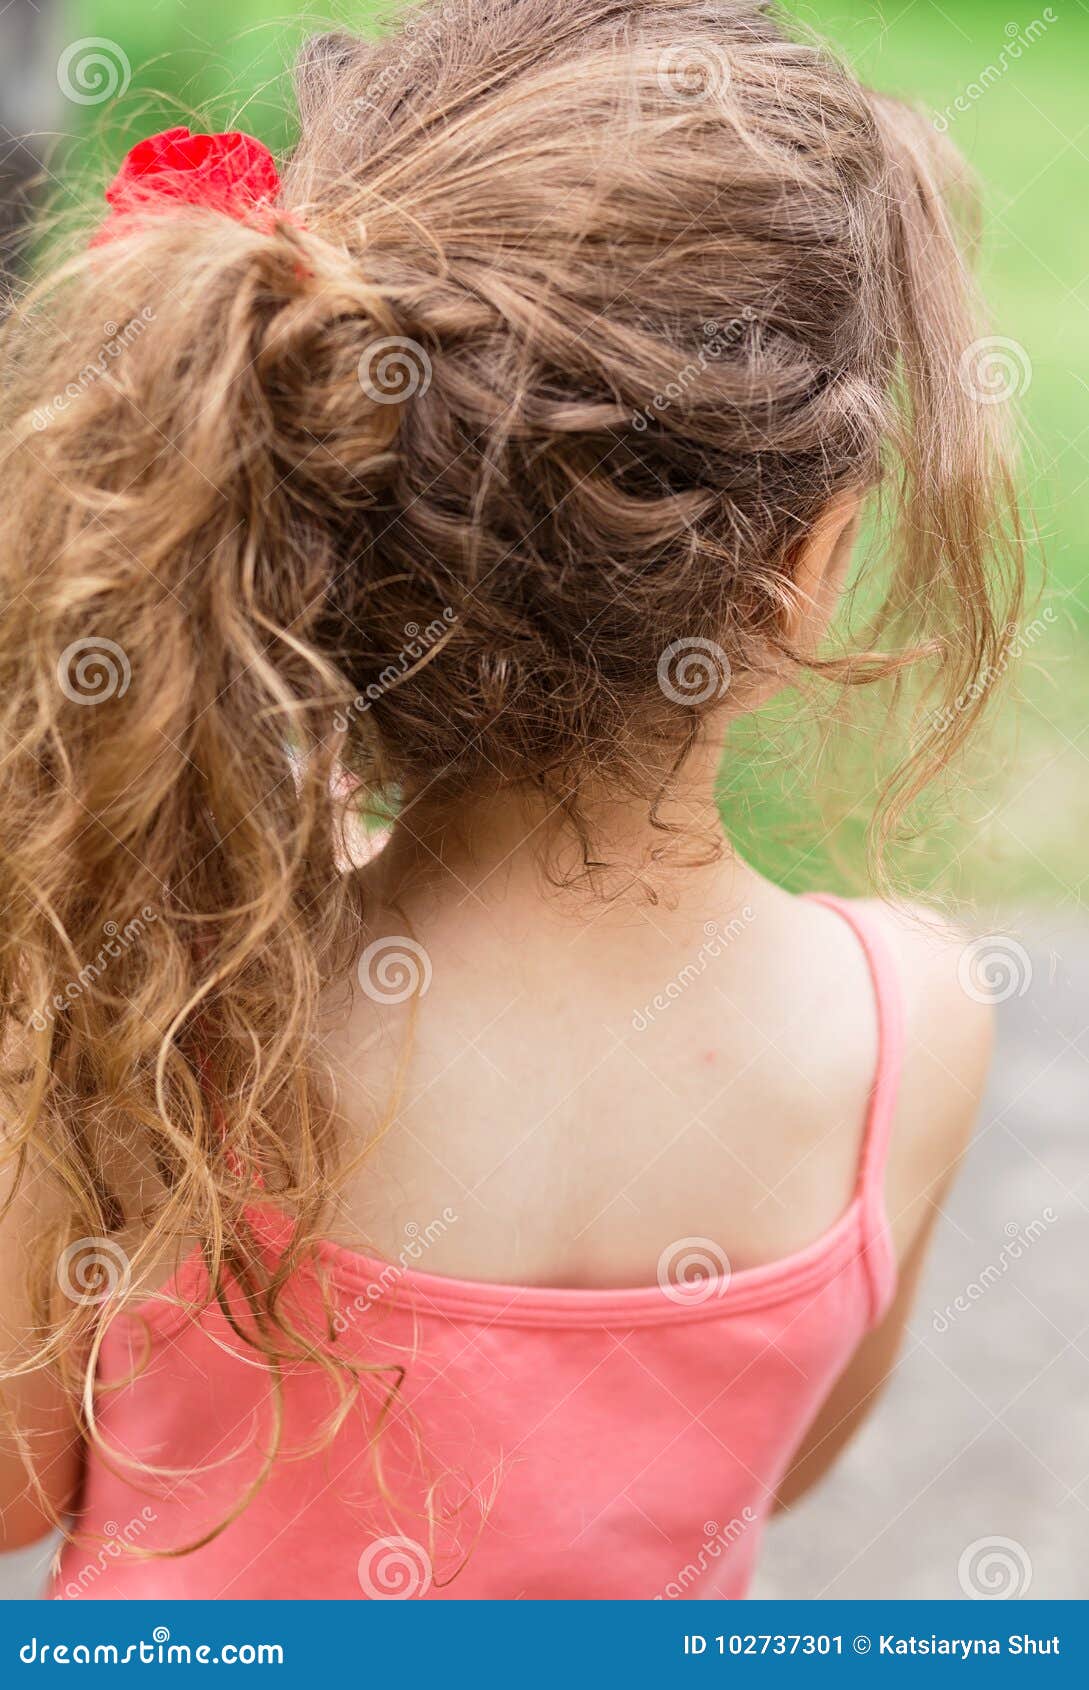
(0, 0), (1021, 1542)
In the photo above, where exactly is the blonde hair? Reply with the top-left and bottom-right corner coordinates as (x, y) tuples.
(0, 0), (1021, 1542)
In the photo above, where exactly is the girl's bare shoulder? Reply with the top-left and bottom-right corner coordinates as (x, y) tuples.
(860, 899), (996, 1256)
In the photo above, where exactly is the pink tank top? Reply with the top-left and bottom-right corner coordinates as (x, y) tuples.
(54, 896), (904, 1601)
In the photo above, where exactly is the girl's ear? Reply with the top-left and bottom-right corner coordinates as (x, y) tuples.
(785, 492), (864, 653)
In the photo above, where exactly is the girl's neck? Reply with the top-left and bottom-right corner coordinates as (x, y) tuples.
(368, 736), (772, 931)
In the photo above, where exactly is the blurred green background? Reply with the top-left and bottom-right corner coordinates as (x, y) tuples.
(33, 1), (1089, 911)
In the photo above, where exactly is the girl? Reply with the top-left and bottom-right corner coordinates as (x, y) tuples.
(0, 0), (1020, 1600)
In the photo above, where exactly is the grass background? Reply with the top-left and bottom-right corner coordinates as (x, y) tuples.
(58, 0), (1089, 914)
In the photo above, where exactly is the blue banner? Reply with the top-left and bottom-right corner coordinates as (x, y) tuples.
(1, 1600), (1085, 1684)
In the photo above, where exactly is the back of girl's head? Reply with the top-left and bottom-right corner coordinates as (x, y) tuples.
(0, 0), (1020, 1506)
(297, 0), (1014, 809)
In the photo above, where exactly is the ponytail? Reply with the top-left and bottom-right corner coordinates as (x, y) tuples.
(0, 208), (397, 1435)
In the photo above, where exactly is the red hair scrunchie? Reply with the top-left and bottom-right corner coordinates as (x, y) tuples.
(94, 126), (284, 245)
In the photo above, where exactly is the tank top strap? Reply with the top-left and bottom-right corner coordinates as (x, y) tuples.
(806, 893), (906, 1324)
